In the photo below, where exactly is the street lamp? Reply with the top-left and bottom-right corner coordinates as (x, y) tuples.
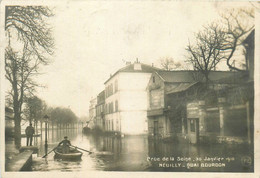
(43, 115), (49, 151)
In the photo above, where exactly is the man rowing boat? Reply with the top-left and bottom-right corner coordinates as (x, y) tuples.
(58, 136), (71, 154)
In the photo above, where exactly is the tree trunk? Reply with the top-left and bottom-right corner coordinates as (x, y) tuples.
(40, 121), (43, 138)
(12, 76), (22, 148)
(34, 120), (36, 134)
(14, 114), (21, 148)
(36, 120), (38, 134)
(13, 86), (22, 148)
(205, 72), (209, 90)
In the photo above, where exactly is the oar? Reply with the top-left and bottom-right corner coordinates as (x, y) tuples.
(42, 146), (58, 158)
(70, 145), (93, 154)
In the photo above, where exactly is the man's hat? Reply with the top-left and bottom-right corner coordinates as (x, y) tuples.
(64, 136), (68, 139)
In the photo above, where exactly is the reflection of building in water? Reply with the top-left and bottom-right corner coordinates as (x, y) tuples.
(103, 137), (122, 156)
(147, 138), (253, 172)
(103, 60), (159, 135)
(90, 135), (149, 170)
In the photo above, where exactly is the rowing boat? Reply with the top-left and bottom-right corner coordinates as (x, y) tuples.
(54, 147), (83, 161)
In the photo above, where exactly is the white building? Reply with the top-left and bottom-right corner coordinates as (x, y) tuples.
(104, 61), (160, 135)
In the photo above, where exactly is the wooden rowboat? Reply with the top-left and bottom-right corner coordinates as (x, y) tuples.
(54, 147), (83, 161)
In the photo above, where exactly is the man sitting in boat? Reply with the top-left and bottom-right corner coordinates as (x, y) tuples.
(58, 136), (71, 154)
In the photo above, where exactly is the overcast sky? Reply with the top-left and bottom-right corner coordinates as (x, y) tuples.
(34, 1), (253, 118)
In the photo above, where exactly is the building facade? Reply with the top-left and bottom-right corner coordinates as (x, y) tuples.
(147, 70), (238, 140)
(95, 90), (105, 130)
(89, 97), (97, 128)
(185, 30), (255, 145)
(104, 61), (160, 135)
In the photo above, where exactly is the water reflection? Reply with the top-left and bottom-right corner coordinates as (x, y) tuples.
(89, 135), (150, 171)
(27, 128), (253, 172)
(147, 139), (253, 172)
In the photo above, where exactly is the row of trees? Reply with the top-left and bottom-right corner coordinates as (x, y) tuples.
(4, 6), (79, 147)
(48, 106), (78, 124)
(24, 96), (78, 125)
(5, 6), (55, 147)
(159, 8), (255, 85)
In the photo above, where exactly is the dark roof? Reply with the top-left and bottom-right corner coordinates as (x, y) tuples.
(243, 29), (255, 45)
(97, 90), (105, 104)
(208, 71), (240, 82)
(104, 62), (161, 84)
(97, 90), (105, 96)
(156, 70), (239, 83)
(214, 71), (249, 84)
(119, 63), (161, 72)
(156, 71), (194, 82)
(166, 82), (198, 94)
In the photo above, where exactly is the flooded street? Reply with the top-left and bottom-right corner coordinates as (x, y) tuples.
(18, 127), (253, 172)
(29, 127), (150, 171)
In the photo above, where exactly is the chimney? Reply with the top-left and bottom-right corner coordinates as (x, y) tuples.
(134, 63), (142, 70)
(126, 61), (131, 65)
(152, 63), (154, 67)
(136, 58), (139, 63)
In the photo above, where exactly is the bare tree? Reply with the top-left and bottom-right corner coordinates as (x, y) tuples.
(186, 23), (226, 85)
(186, 8), (254, 85)
(159, 57), (183, 71)
(5, 6), (54, 147)
(5, 6), (54, 63)
(5, 46), (45, 147)
(219, 8), (254, 71)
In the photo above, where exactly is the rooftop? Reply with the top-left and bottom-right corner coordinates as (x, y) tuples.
(243, 29), (255, 45)
(156, 70), (240, 83)
(166, 82), (199, 94)
(104, 62), (161, 84)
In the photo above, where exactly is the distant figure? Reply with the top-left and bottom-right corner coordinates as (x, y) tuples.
(58, 136), (71, 154)
(25, 123), (35, 146)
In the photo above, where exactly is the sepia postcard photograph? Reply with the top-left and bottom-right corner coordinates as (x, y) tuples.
(0, 1), (259, 178)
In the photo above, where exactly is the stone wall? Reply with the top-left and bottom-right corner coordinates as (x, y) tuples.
(186, 97), (250, 144)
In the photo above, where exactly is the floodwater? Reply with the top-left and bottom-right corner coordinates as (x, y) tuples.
(22, 127), (253, 172)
